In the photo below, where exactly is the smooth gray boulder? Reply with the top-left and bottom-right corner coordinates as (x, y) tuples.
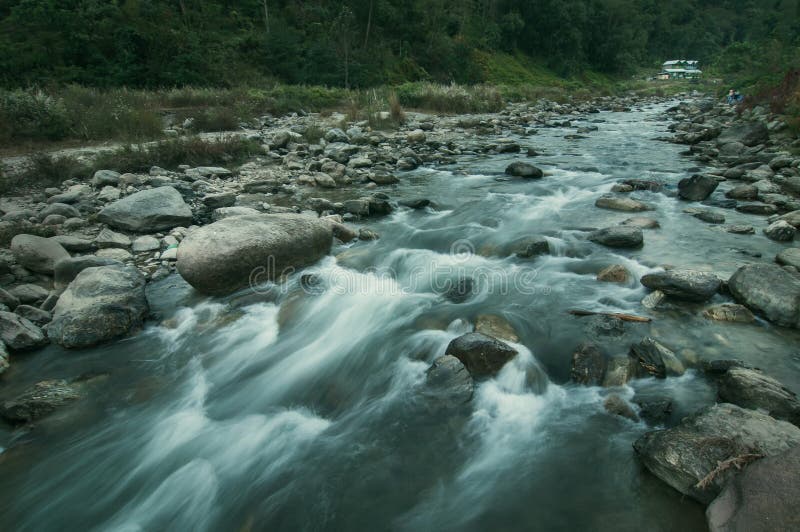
(0, 311), (48, 350)
(444, 332), (518, 376)
(10, 234), (70, 274)
(588, 226), (644, 248)
(775, 248), (800, 269)
(176, 214), (333, 295)
(678, 174), (720, 201)
(633, 403), (800, 504)
(717, 122), (769, 147)
(92, 170), (121, 187)
(640, 270), (722, 302)
(422, 355), (474, 407)
(728, 264), (800, 328)
(718, 368), (800, 426)
(97, 187), (192, 232)
(47, 264), (147, 348)
(706, 446), (800, 532)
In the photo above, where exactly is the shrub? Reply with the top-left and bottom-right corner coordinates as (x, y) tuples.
(0, 220), (57, 247)
(92, 136), (264, 173)
(19, 153), (90, 189)
(0, 89), (71, 142)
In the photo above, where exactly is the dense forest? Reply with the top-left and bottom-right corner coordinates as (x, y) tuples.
(0, 0), (798, 88)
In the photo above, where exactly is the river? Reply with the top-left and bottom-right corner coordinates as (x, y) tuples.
(1, 100), (799, 531)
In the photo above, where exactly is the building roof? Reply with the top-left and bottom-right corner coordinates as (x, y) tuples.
(663, 59), (699, 66)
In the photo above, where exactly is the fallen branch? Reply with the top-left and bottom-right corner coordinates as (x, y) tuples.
(568, 310), (652, 323)
(694, 453), (764, 490)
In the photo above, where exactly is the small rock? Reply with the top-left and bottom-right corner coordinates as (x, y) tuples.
(422, 355), (474, 408)
(726, 225), (755, 234)
(595, 196), (652, 212)
(621, 217), (660, 229)
(776, 248), (800, 269)
(604, 394), (639, 421)
(603, 356), (632, 387)
(14, 304), (52, 326)
(678, 174), (719, 201)
(703, 303), (755, 323)
(629, 337), (684, 378)
(597, 264), (629, 283)
(505, 162), (543, 178)
(571, 342), (606, 385)
(640, 270), (721, 302)
(588, 226), (644, 248)
(94, 228), (131, 249)
(718, 368), (800, 426)
(0, 310), (48, 350)
(764, 220), (796, 242)
(474, 314), (519, 343)
(444, 332), (518, 376)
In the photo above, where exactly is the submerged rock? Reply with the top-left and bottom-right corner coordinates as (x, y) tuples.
(640, 269), (721, 302)
(595, 196), (652, 212)
(48, 264), (148, 348)
(706, 446), (800, 532)
(445, 332), (518, 376)
(177, 214), (333, 295)
(775, 248), (800, 269)
(597, 264), (630, 283)
(604, 394), (639, 421)
(633, 403), (800, 504)
(703, 303), (755, 323)
(422, 355), (474, 407)
(728, 263), (800, 328)
(0, 379), (80, 423)
(571, 342), (606, 385)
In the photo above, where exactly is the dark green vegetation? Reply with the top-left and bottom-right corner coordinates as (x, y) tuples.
(1, 1), (798, 88)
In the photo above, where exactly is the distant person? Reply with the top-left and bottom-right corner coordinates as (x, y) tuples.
(727, 89), (744, 105)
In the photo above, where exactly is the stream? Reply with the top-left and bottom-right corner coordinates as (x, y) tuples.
(1, 100), (799, 531)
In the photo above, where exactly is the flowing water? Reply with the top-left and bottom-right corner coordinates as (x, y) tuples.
(2, 101), (799, 531)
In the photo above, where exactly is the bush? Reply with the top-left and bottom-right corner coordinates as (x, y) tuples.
(92, 136), (264, 173)
(18, 152), (90, 190)
(0, 89), (71, 142)
(395, 82), (505, 113)
(0, 220), (57, 247)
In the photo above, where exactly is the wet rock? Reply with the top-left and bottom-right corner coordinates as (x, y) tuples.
(604, 394), (639, 421)
(588, 226), (643, 248)
(0, 311), (48, 350)
(54, 256), (122, 290)
(571, 342), (606, 385)
(97, 187), (192, 232)
(621, 216), (660, 229)
(595, 196), (652, 212)
(735, 203), (778, 215)
(94, 228), (131, 249)
(629, 337), (684, 378)
(678, 174), (719, 201)
(635, 399), (673, 425)
(718, 368), (800, 426)
(474, 314), (519, 343)
(597, 264), (629, 283)
(726, 225), (755, 235)
(603, 356), (632, 387)
(176, 214), (333, 295)
(726, 185), (758, 201)
(763, 220), (795, 242)
(773, 209), (800, 228)
(399, 198), (431, 209)
(0, 379), (81, 423)
(445, 332), (518, 376)
(0, 288), (20, 310)
(728, 263), (800, 328)
(443, 276), (476, 303)
(358, 228), (379, 241)
(503, 235), (550, 258)
(14, 305), (52, 326)
(422, 355), (474, 407)
(505, 162), (543, 178)
(48, 264), (148, 348)
(368, 171), (399, 185)
(633, 403), (800, 504)
(706, 446), (800, 532)
(640, 270), (721, 302)
(692, 210), (725, 224)
(703, 359), (753, 376)
(703, 303), (755, 323)
(10, 234), (70, 274)
(775, 248), (800, 269)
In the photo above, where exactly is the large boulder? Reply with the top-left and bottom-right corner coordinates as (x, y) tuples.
(718, 368), (800, 426)
(97, 187), (192, 232)
(633, 403), (800, 504)
(775, 248), (800, 269)
(444, 332), (518, 376)
(640, 270), (722, 302)
(717, 122), (769, 147)
(422, 355), (474, 408)
(588, 226), (644, 248)
(0, 311), (48, 350)
(10, 234), (70, 274)
(47, 264), (147, 348)
(763, 220), (796, 242)
(177, 214), (333, 295)
(706, 446), (800, 532)
(678, 174), (720, 201)
(728, 264), (800, 328)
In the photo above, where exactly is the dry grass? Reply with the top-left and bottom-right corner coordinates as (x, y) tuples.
(694, 453), (764, 490)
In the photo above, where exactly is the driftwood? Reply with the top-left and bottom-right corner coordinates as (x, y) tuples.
(568, 309), (652, 323)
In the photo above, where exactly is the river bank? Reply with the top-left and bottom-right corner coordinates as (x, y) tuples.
(1, 91), (799, 531)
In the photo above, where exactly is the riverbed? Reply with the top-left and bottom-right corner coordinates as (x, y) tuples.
(1, 100), (798, 531)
